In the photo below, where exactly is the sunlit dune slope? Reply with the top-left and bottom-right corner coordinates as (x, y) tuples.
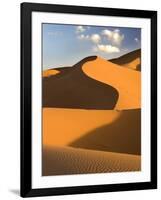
(43, 108), (141, 155)
(43, 66), (73, 77)
(110, 49), (141, 71)
(82, 56), (141, 110)
(43, 69), (60, 77)
(43, 146), (141, 176)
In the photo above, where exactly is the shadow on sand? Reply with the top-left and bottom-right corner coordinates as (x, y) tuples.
(110, 49), (141, 71)
(69, 109), (141, 155)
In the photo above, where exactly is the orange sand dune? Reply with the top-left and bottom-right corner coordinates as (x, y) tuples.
(82, 57), (141, 110)
(43, 146), (141, 176)
(43, 66), (73, 78)
(43, 69), (60, 77)
(43, 56), (118, 109)
(43, 108), (120, 146)
(122, 57), (140, 70)
(43, 108), (140, 155)
(70, 109), (141, 155)
(42, 53), (141, 176)
(110, 49), (141, 71)
(122, 58), (140, 70)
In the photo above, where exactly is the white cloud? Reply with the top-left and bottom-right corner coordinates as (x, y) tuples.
(102, 29), (124, 45)
(102, 29), (113, 39)
(134, 37), (139, 42)
(77, 34), (89, 40)
(77, 33), (101, 44)
(76, 26), (86, 33)
(90, 34), (101, 44)
(113, 32), (124, 45)
(97, 44), (120, 53)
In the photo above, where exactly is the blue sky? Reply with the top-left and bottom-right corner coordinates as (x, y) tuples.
(43, 23), (141, 70)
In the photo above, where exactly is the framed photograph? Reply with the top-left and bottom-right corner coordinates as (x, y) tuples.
(21, 2), (157, 197)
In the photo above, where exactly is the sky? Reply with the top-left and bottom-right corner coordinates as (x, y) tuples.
(43, 23), (141, 70)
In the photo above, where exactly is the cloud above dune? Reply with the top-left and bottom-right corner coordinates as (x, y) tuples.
(102, 29), (124, 45)
(96, 44), (120, 53)
(76, 25), (86, 33)
(78, 32), (120, 54)
(90, 34), (101, 44)
(76, 27), (125, 54)
(77, 33), (101, 43)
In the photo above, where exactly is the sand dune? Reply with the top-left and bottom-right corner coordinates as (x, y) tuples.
(43, 69), (60, 77)
(43, 66), (73, 78)
(82, 56), (141, 110)
(110, 49), (141, 71)
(43, 108), (120, 146)
(43, 56), (119, 109)
(43, 108), (140, 155)
(42, 51), (141, 176)
(70, 109), (141, 155)
(43, 146), (141, 176)
(43, 54), (141, 110)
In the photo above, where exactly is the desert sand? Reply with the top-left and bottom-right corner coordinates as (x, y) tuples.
(43, 146), (141, 176)
(43, 108), (141, 155)
(42, 49), (141, 176)
(43, 66), (73, 78)
(43, 69), (60, 77)
(43, 108), (120, 147)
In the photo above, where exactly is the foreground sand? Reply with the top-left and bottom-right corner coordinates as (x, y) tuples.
(43, 146), (141, 176)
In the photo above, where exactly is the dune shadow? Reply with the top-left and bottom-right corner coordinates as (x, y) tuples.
(136, 63), (141, 71)
(110, 49), (141, 71)
(69, 109), (141, 155)
(43, 56), (119, 110)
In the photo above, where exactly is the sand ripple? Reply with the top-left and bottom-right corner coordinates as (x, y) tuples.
(43, 146), (141, 176)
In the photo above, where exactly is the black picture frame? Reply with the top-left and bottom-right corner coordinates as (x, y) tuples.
(21, 2), (157, 197)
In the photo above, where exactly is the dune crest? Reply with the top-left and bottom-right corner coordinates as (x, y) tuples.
(82, 56), (141, 110)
